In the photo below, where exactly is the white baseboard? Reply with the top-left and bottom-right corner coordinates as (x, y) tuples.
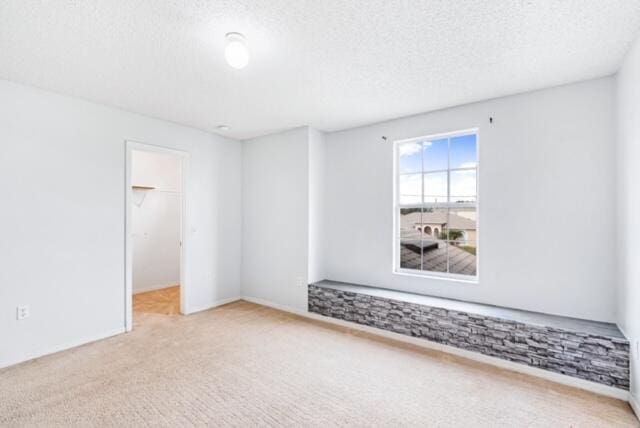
(133, 282), (179, 294)
(241, 295), (630, 402)
(0, 327), (125, 370)
(0, 297), (242, 370)
(1, 296), (632, 410)
(186, 296), (242, 315)
(629, 393), (640, 420)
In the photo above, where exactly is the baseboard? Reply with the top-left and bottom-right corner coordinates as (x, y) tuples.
(241, 295), (629, 402)
(133, 282), (179, 294)
(186, 296), (242, 315)
(629, 392), (640, 420)
(242, 295), (307, 313)
(0, 327), (125, 370)
(0, 297), (242, 370)
(2, 296), (632, 407)
(616, 324), (638, 420)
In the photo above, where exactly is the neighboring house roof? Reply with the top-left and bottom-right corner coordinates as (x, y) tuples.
(400, 243), (476, 276)
(401, 210), (475, 230)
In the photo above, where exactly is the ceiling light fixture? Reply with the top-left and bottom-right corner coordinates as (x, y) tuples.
(217, 125), (230, 131)
(224, 32), (249, 69)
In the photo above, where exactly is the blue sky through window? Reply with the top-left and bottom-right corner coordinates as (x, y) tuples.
(399, 133), (476, 173)
(398, 143), (422, 173)
(423, 138), (448, 171)
(450, 134), (477, 169)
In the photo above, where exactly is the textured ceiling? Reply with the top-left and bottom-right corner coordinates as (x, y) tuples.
(1, 1), (640, 139)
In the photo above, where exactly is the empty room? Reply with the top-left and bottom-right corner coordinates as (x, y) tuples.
(2, 1), (640, 426)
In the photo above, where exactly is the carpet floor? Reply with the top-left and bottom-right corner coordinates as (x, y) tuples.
(0, 300), (637, 427)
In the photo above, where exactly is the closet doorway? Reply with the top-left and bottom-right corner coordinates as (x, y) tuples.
(125, 141), (189, 331)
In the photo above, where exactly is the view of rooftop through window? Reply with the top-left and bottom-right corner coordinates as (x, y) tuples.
(395, 131), (477, 278)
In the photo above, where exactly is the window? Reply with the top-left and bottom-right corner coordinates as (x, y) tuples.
(395, 130), (478, 279)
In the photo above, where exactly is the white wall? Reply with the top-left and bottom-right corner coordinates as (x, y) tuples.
(241, 127), (310, 311)
(132, 150), (181, 293)
(308, 128), (326, 284)
(0, 73), (624, 369)
(0, 80), (242, 368)
(616, 34), (640, 399)
(323, 77), (617, 322)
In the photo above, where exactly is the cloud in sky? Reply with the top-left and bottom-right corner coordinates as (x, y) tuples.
(400, 169), (476, 203)
(450, 170), (476, 197)
(399, 142), (422, 157)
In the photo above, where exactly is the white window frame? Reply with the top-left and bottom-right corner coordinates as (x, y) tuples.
(392, 128), (479, 283)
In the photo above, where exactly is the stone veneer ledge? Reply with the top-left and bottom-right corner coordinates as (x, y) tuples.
(308, 281), (629, 390)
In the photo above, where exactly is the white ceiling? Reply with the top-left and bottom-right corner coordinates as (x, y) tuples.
(1, 1), (640, 140)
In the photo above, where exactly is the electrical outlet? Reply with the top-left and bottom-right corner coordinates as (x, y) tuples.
(295, 276), (306, 287)
(16, 305), (29, 320)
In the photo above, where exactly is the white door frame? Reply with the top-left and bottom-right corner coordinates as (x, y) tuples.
(124, 140), (190, 331)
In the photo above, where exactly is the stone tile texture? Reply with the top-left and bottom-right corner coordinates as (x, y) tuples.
(308, 284), (630, 390)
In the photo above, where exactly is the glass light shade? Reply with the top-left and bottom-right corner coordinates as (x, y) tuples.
(225, 33), (249, 69)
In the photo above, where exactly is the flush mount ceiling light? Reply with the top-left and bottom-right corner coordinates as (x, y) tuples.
(216, 125), (229, 131)
(224, 32), (249, 69)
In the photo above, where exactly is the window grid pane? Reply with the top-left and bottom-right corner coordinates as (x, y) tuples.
(447, 240), (477, 276)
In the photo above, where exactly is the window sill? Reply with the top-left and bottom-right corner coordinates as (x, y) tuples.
(393, 269), (479, 284)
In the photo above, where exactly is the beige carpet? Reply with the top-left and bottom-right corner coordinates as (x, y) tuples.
(1, 301), (637, 427)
